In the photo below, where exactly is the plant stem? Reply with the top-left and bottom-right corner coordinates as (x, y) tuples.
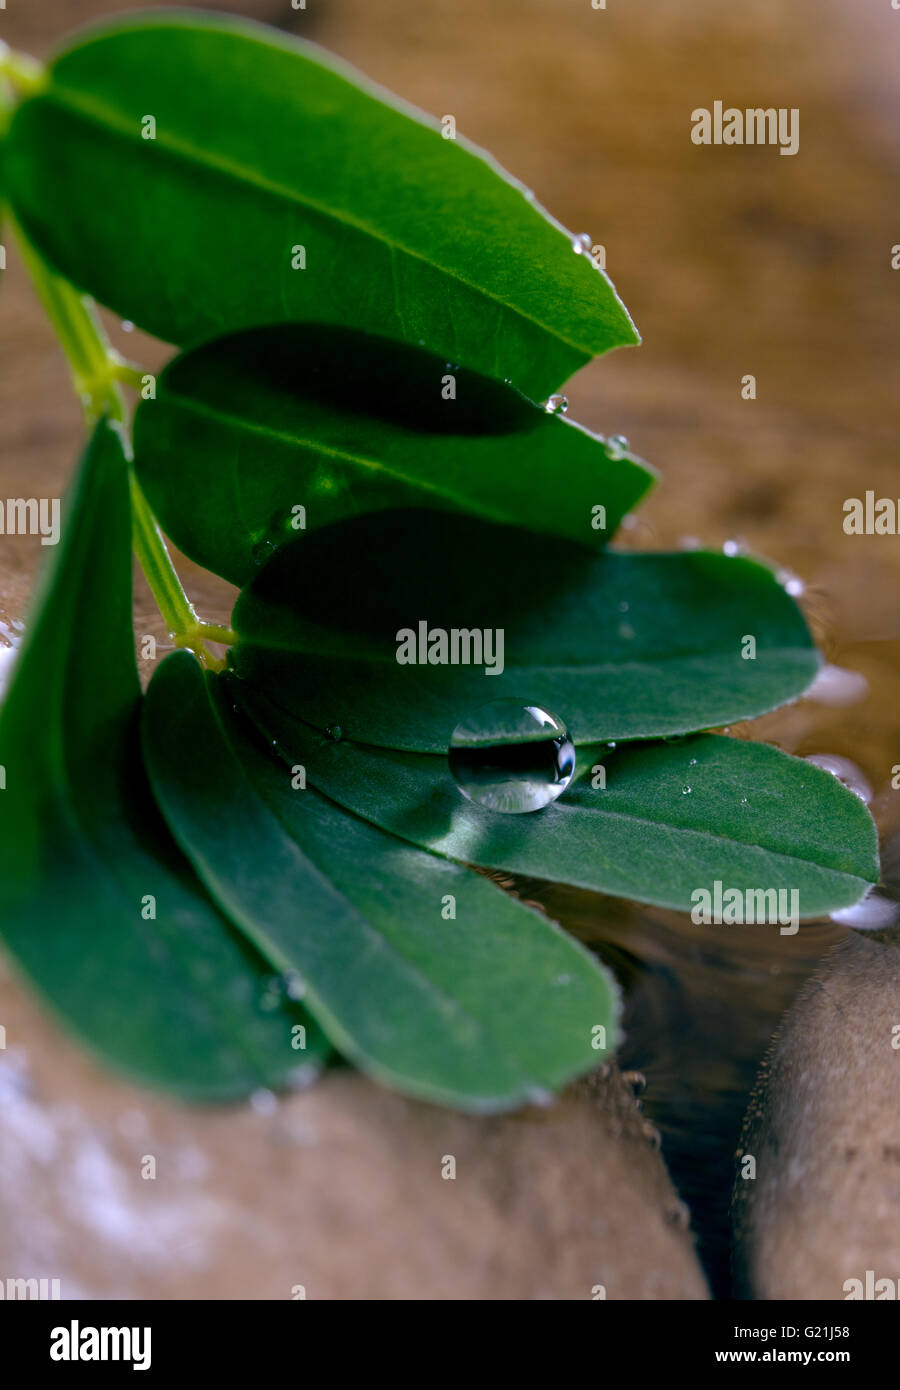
(0, 43), (46, 99)
(8, 213), (236, 662)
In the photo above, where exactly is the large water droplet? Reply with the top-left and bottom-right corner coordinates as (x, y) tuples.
(572, 232), (593, 255)
(831, 887), (900, 931)
(606, 433), (630, 458)
(543, 394), (568, 415)
(449, 701), (575, 814)
(805, 663), (869, 708)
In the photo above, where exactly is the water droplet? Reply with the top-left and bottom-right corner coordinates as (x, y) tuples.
(831, 887), (900, 931)
(121, 320), (135, 333)
(667, 1199), (691, 1230)
(249, 1088), (279, 1117)
(776, 566), (805, 597)
(325, 725), (343, 742)
(688, 758), (698, 767)
(252, 537), (279, 567)
(804, 753), (872, 804)
(259, 977), (283, 1013)
(282, 969), (306, 1001)
(723, 538), (743, 557)
(572, 232), (593, 255)
(448, 700), (575, 814)
(740, 796), (748, 805)
(805, 664), (868, 708)
(543, 394), (568, 415)
(681, 785), (692, 795)
(641, 1120), (662, 1150)
(606, 433), (630, 458)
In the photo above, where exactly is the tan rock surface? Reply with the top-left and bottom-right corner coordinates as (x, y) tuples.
(734, 928), (900, 1300)
(0, 964), (707, 1299)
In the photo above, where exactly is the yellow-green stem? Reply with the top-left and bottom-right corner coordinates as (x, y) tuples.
(8, 213), (236, 662)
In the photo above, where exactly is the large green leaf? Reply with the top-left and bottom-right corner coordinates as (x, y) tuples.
(0, 422), (328, 1099)
(5, 11), (637, 397)
(234, 686), (879, 919)
(133, 325), (654, 588)
(231, 510), (821, 752)
(142, 651), (621, 1112)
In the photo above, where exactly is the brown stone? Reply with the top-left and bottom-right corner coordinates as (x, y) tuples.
(733, 929), (900, 1300)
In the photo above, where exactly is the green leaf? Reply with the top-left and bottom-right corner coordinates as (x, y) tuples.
(142, 651), (621, 1113)
(0, 422), (328, 1099)
(235, 687), (879, 919)
(5, 11), (638, 397)
(231, 510), (821, 752)
(133, 325), (654, 588)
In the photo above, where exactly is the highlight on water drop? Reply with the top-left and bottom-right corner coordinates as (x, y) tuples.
(448, 700), (575, 814)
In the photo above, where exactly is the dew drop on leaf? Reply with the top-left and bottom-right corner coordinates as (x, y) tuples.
(448, 700), (575, 815)
(543, 394), (568, 415)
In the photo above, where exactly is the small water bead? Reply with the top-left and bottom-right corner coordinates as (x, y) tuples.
(282, 969), (306, 1001)
(606, 433), (630, 458)
(682, 785), (692, 795)
(121, 320), (135, 333)
(544, 394), (568, 415)
(325, 725), (343, 742)
(449, 700), (575, 814)
(776, 566), (805, 598)
(572, 232), (593, 255)
(249, 1088), (279, 1117)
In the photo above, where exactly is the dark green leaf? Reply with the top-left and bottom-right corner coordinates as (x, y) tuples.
(231, 510), (821, 752)
(235, 687), (879, 919)
(6, 11), (638, 396)
(0, 422), (328, 1099)
(142, 652), (621, 1112)
(133, 325), (654, 588)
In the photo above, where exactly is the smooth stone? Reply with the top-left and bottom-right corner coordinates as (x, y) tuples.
(0, 961), (708, 1299)
(733, 928), (900, 1299)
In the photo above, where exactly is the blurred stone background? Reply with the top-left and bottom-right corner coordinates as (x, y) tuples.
(0, 0), (898, 1299)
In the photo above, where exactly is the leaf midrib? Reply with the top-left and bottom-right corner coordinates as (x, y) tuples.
(250, 701), (873, 888)
(200, 679), (582, 1091)
(160, 389), (534, 527)
(41, 81), (597, 359)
